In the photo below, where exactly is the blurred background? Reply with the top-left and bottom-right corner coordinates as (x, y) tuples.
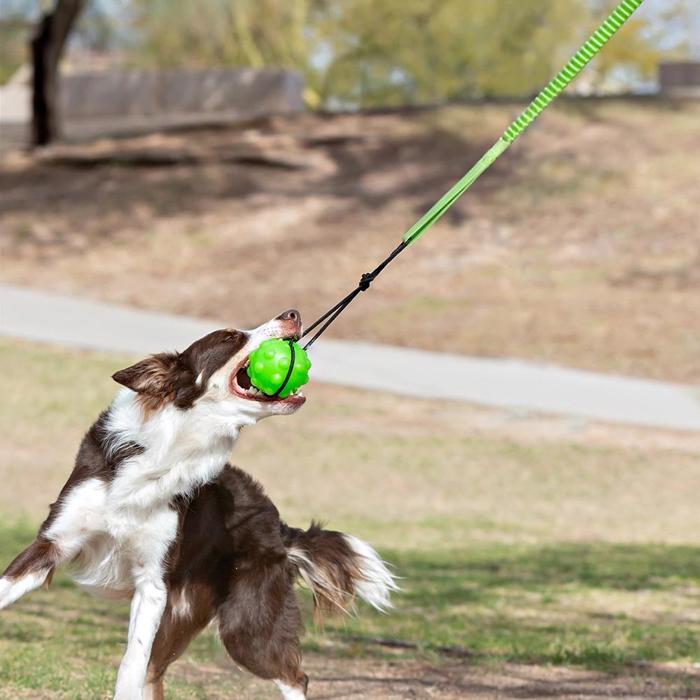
(0, 1), (699, 698)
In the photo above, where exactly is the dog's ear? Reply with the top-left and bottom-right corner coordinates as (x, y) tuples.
(112, 353), (180, 397)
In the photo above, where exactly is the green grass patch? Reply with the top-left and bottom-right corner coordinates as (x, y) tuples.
(308, 543), (700, 670)
(3, 522), (699, 698)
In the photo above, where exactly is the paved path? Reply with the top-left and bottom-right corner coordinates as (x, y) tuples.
(1, 283), (699, 432)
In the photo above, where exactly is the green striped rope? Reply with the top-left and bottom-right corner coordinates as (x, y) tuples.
(403, 0), (644, 245)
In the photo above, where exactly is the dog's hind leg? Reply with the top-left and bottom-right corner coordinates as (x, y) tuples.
(218, 564), (309, 700)
(0, 537), (59, 610)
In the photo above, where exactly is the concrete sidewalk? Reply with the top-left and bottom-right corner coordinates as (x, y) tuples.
(1, 283), (699, 432)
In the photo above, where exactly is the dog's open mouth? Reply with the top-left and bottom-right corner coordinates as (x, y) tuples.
(230, 337), (306, 405)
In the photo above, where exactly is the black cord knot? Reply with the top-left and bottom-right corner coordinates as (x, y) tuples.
(301, 240), (408, 350)
(359, 272), (374, 291)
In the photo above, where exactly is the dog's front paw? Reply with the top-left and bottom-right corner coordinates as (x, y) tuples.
(113, 680), (144, 700)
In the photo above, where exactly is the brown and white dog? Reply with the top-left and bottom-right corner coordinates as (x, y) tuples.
(0, 310), (396, 700)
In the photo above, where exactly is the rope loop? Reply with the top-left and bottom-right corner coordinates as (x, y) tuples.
(272, 338), (297, 398)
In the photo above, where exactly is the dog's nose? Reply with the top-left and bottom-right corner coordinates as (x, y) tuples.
(277, 309), (301, 323)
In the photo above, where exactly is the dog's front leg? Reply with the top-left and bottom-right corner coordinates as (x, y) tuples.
(127, 588), (143, 642)
(114, 576), (167, 700)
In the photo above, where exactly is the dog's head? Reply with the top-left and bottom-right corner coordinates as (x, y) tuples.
(112, 310), (306, 429)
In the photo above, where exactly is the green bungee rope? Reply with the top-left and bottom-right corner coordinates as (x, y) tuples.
(249, 0), (646, 398)
(402, 0), (645, 246)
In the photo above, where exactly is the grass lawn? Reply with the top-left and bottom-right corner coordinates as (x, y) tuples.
(0, 339), (699, 698)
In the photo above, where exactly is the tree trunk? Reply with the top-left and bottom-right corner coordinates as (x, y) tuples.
(31, 0), (85, 147)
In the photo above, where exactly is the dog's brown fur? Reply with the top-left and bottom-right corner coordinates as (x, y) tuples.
(144, 464), (359, 694)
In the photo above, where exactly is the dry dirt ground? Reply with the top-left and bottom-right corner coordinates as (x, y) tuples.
(7, 657), (699, 700)
(1, 99), (699, 383)
(164, 655), (700, 700)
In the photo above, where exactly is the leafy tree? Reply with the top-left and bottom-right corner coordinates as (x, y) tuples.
(130, 0), (589, 106)
(129, 0), (697, 107)
(7, 0), (312, 93)
(131, 0), (322, 102)
(311, 0), (587, 106)
(0, 2), (34, 84)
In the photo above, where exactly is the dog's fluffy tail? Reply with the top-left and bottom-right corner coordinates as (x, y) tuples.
(282, 522), (397, 616)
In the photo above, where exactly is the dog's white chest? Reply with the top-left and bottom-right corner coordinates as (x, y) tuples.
(74, 504), (179, 597)
(46, 477), (180, 597)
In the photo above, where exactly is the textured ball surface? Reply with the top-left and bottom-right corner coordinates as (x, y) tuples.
(247, 339), (311, 398)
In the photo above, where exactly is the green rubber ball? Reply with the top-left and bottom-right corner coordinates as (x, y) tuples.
(247, 339), (312, 398)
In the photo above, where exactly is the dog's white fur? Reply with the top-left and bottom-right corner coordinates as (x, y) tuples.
(0, 317), (308, 700)
(275, 680), (307, 700)
(343, 534), (397, 611)
(0, 569), (51, 610)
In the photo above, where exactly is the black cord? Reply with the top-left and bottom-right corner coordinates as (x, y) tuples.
(273, 339), (297, 397)
(301, 240), (408, 349)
